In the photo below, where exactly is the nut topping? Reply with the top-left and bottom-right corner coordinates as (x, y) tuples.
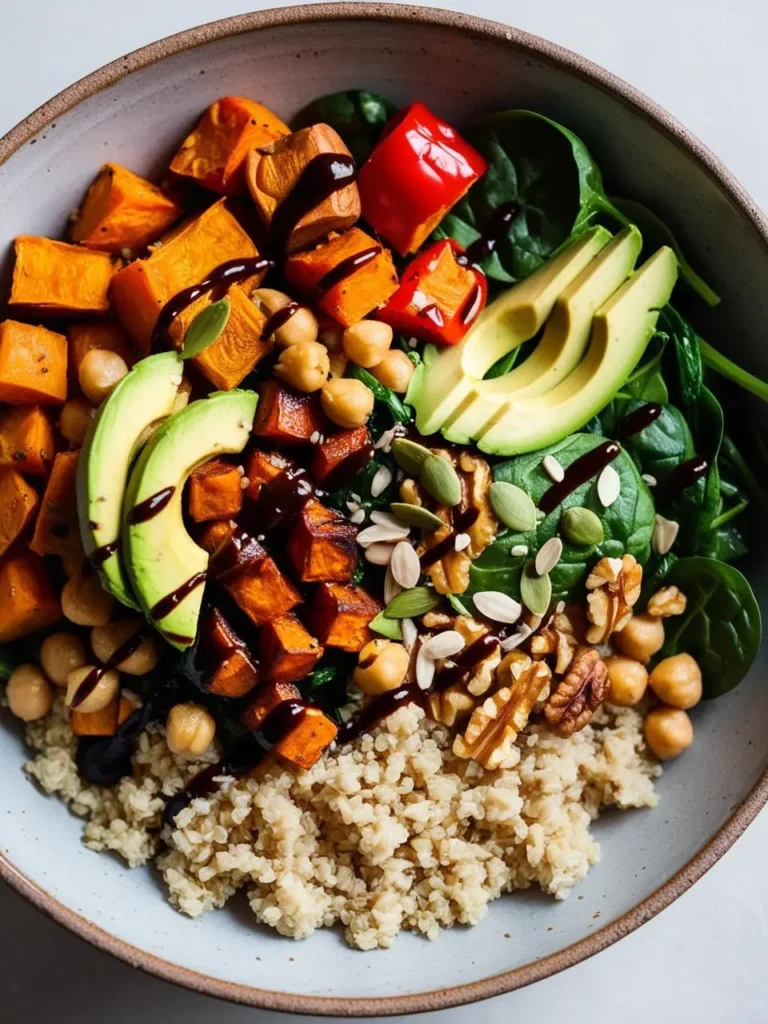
(543, 646), (609, 738)
(585, 553), (643, 644)
(530, 621), (579, 675)
(647, 585), (687, 618)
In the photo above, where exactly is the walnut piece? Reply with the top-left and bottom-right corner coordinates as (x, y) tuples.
(530, 623), (578, 675)
(543, 646), (609, 737)
(585, 554), (643, 643)
(428, 616), (502, 725)
(647, 585), (687, 618)
(453, 659), (552, 769)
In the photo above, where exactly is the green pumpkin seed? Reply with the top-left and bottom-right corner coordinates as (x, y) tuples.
(369, 610), (403, 640)
(391, 438), (432, 475)
(383, 586), (441, 619)
(520, 560), (552, 615)
(419, 454), (461, 507)
(489, 481), (537, 532)
(181, 297), (231, 359)
(390, 502), (444, 531)
(561, 506), (604, 546)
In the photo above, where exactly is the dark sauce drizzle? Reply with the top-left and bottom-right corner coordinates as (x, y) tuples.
(260, 301), (299, 341)
(270, 153), (357, 246)
(70, 629), (148, 710)
(316, 246), (381, 295)
(420, 508), (479, 568)
(128, 486), (176, 526)
(247, 466), (316, 534)
(617, 403), (663, 437)
(457, 201), (520, 267)
(539, 441), (621, 515)
(459, 282), (484, 326)
(665, 455), (709, 497)
(150, 571), (207, 622)
(90, 540), (119, 568)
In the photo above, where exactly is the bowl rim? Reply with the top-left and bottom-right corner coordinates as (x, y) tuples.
(2, 2), (767, 1016)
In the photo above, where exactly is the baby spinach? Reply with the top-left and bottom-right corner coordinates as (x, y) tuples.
(616, 400), (694, 481)
(325, 456), (396, 515)
(661, 305), (703, 407)
(659, 556), (761, 698)
(291, 90), (396, 162)
(299, 657), (357, 721)
(698, 338), (768, 403)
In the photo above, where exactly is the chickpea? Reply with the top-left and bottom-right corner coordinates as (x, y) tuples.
(252, 287), (319, 348)
(321, 378), (374, 428)
(649, 653), (702, 710)
(166, 702), (216, 758)
(370, 349), (416, 394)
(91, 617), (162, 675)
(6, 664), (54, 722)
(78, 349), (129, 405)
(644, 706), (694, 760)
(275, 340), (330, 393)
(61, 571), (115, 627)
(342, 320), (393, 369)
(40, 631), (88, 686)
(604, 656), (649, 707)
(59, 398), (94, 445)
(354, 639), (410, 695)
(328, 350), (349, 379)
(65, 665), (120, 713)
(615, 613), (665, 664)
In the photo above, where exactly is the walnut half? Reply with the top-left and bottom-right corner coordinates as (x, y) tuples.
(585, 554), (643, 644)
(543, 646), (609, 738)
(647, 585), (687, 618)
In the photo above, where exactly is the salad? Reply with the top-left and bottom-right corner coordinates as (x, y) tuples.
(1, 89), (763, 949)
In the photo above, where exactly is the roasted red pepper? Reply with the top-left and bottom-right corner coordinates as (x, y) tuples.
(377, 239), (487, 346)
(357, 102), (487, 256)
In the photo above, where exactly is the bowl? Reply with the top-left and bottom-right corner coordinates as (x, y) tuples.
(1, 3), (767, 1016)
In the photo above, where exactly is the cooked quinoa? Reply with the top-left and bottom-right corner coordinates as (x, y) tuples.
(23, 696), (660, 950)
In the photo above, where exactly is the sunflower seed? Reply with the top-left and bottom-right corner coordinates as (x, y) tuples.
(389, 502), (445, 531)
(510, 544), (529, 558)
(489, 481), (537, 532)
(391, 437), (432, 475)
(371, 465), (393, 498)
(415, 644), (436, 690)
(472, 590), (522, 624)
(652, 514), (680, 555)
(556, 600), (566, 613)
(534, 537), (563, 576)
(384, 586), (441, 619)
(309, 431), (321, 445)
(642, 473), (657, 487)
(383, 565), (403, 605)
(356, 523), (409, 546)
(374, 428), (396, 451)
(350, 493), (362, 503)
(454, 532), (471, 552)
(390, 541), (421, 589)
(501, 624), (533, 652)
(346, 500), (360, 512)
(542, 455), (565, 483)
(401, 618), (418, 651)
(421, 630), (466, 660)
(364, 542), (396, 565)
(597, 464), (621, 507)
(371, 510), (411, 532)
(420, 455), (462, 507)
(520, 561), (552, 615)
(349, 508), (366, 525)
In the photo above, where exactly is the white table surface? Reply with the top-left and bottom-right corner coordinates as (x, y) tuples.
(2, 0), (767, 1020)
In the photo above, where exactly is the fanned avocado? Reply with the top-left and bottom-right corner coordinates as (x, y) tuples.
(123, 391), (258, 649)
(77, 352), (185, 608)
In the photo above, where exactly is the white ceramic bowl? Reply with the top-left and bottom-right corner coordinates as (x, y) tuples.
(1, 4), (766, 1016)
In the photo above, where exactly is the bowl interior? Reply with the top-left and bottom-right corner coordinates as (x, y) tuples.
(1, 9), (766, 1013)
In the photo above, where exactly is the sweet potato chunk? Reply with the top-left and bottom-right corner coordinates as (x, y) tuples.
(286, 499), (357, 582)
(11, 237), (119, 316)
(0, 551), (61, 642)
(0, 469), (39, 557)
(246, 124), (360, 252)
(70, 163), (182, 253)
(170, 97), (290, 196)
(260, 613), (323, 684)
(30, 450), (80, 563)
(187, 459), (243, 523)
(243, 448), (294, 502)
(252, 380), (325, 446)
(285, 226), (398, 326)
(273, 706), (337, 770)
(0, 321), (67, 405)
(211, 527), (301, 626)
(70, 694), (138, 737)
(110, 199), (264, 352)
(197, 606), (259, 698)
(196, 518), (236, 554)
(0, 405), (55, 476)
(308, 582), (381, 652)
(241, 679), (301, 731)
(311, 426), (373, 488)
(67, 322), (136, 383)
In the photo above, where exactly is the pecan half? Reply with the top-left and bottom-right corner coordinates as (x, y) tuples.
(585, 554), (643, 643)
(543, 646), (609, 737)
(647, 585), (687, 618)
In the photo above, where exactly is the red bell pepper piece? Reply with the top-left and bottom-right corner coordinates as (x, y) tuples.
(377, 239), (487, 346)
(357, 102), (487, 256)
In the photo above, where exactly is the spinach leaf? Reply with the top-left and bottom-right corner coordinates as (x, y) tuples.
(325, 456), (396, 515)
(660, 305), (703, 407)
(348, 364), (411, 425)
(659, 556), (761, 698)
(616, 400), (694, 481)
(299, 657), (356, 722)
(698, 524), (748, 562)
(698, 337), (768, 403)
(291, 90), (396, 163)
(639, 552), (679, 606)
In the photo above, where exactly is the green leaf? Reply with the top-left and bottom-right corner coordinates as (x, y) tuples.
(446, 594), (471, 616)
(325, 457), (396, 515)
(290, 90), (396, 163)
(181, 298), (231, 360)
(699, 338), (768, 403)
(369, 611), (403, 640)
(348, 364), (411, 425)
(660, 305), (703, 406)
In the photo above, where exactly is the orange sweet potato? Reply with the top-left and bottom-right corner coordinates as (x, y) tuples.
(187, 458), (243, 523)
(196, 518), (236, 554)
(285, 227), (398, 326)
(211, 528), (302, 626)
(274, 706), (337, 770)
(109, 199), (264, 352)
(246, 124), (360, 252)
(252, 380), (325, 446)
(30, 450), (80, 563)
(286, 499), (357, 582)
(0, 469), (39, 558)
(243, 448), (294, 503)
(0, 551), (61, 642)
(67, 322), (136, 383)
(0, 321), (67, 405)
(10, 237), (119, 316)
(69, 694), (138, 737)
(199, 606), (259, 698)
(241, 679), (301, 732)
(310, 426), (372, 487)
(0, 405), (55, 476)
(307, 582), (381, 652)
(70, 163), (183, 253)
(259, 613), (323, 684)
(170, 97), (290, 196)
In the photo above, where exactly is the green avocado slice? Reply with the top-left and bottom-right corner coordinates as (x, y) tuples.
(77, 351), (185, 609)
(123, 390), (257, 649)
(407, 226), (612, 436)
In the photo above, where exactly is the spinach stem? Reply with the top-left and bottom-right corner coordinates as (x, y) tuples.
(709, 500), (749, 532)
(699, 340), (768, 402)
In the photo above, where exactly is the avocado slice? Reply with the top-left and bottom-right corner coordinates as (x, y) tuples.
(77, 352), (185, 609)
(123, 390), (257, 649)
(478, 246), (678, 454)
(407, 226), (612, 436)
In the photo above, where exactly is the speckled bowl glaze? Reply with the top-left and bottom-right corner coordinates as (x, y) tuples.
(0, 4), (766, 1016)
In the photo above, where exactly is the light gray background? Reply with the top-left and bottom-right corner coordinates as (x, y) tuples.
(1, 1), (767, 1021)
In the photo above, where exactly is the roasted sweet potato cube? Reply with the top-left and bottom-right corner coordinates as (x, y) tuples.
(170, 97), (290, 196)
(0, 552), (61, 642)
(198, 606), (259, 698)
(308, 582), (381, 652)
(285, 227), (398, 327)
(67, 322), (136, 383)
(0, 468), (39, 557)
(246, 124), (360, 252)
(273, 706), (337, 770)
(286, 499), (357, 583)
(244, 448), (294, 502)
(310, 426), (373, 488)
(11, 237), (120, 316)
(30, 451), (80, 563)
(252, 380), (325, 446)
(195, 519), (236, 554)
(188, 459), (244, 523)
(70, 698), (120, 737)
(70, 163), (182, 253)
(260, 613), (323, 684)
(0, 321), (67, 405)
(241, 679), (301, 731)
(211, 528), (302, 626)
(0, 405), (55, 477)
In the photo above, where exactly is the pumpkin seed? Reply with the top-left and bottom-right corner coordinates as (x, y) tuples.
(390, 541), (421, 589)
(369, 610), (403, 641)
(390, 502), (444, 531)
(419, 454), (461, 507)
(520, 560), (552, 615)
(472, 590), (522, 624)
(534, 537), (563, 576)
(489, 481), (537, 531)
(384, 586), (441, 619)
(181, 298), (231, 359)
(391, 437), (432, 475)
(561, 506), (604, 546)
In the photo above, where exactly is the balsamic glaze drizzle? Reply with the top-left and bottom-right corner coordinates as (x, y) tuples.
(128, 486), (176, 526)
(617, 403), (663, 437)
(539, 441), (621, 515)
